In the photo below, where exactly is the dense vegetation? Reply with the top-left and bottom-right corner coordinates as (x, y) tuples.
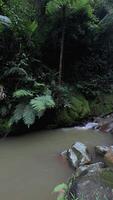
(1, 0), (113, 135)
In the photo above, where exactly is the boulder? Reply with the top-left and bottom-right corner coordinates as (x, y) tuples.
(75, 162), (105, 178)
(67, 149), (78, 168)
(68, 168), (113, 200)
(72, 142), (91, 166)
(95, 145), (110, 155)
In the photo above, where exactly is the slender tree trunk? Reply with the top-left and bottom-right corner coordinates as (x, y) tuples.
(58, 6), (66, 85)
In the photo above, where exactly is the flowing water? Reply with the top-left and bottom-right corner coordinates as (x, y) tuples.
(0, 128), (113, 200)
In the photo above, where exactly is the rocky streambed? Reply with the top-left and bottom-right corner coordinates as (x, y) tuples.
(61, 141), (113, 200)
(60, 114), (113, 200)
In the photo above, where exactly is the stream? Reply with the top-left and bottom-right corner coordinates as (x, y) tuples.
(0, 127), (113, 200)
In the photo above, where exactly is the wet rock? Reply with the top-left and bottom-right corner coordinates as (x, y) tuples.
(94, 113), (113, 133)
(69, 168), (113, 200)
(104, 147), (113, 167)
(60, 150), (67, 157)
(72, 142), (91, 166)
(75, 162), (105, 178)
(95, 145), (110, 155)
(67, 149), (78, 168)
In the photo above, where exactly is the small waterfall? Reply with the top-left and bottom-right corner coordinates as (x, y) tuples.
(74, 122), (98, 130)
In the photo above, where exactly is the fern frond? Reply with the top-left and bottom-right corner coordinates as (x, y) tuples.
(30, 95), (55, 118)
(30, 96), (46, 112)
(23, 104), (36, 127)
(13, 89), (33, 98)
(3, 67), (28, 77)
(12, 103), (25, 123)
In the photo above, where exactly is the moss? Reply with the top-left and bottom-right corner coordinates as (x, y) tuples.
(90, 93), (113, 116)
(56, 109), (75, 127)
(56, 95), (90, 127)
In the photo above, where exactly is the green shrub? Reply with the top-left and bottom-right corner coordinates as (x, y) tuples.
(90, 93), (113, 116)
(0, 119), (11, 136)
(56, 95), (90, 127)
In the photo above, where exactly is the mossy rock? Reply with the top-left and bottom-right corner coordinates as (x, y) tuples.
(90, 93), (113, 116)
(68, 168), (113, 200)
(56, 95), (90, 127)
(100, 169), (113, 188)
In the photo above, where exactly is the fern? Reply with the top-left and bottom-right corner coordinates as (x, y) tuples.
(11, 103), (25, 124)
(23, 104), (36, 127)
(11, 94), (55, 127)
(30, 95), (55, 118)
(46, 0), (92, 15)
(3, 67), (28, 77)
(13, 89), (33, 98)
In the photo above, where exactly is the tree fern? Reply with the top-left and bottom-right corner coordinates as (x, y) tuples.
(11, 94), (55, 127)
(13, 89), (33, 98)
(30, 95), (55, 118)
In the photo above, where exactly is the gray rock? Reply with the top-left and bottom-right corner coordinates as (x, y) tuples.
(0, 15), (12, 27)
(72, 142), (91, 166)
(69, 168), (113, 200)
(67, 149), (78, 168)
(60, 150), (67, 157)
(95, 145), (110, 155)
(75, 162), (105, 177)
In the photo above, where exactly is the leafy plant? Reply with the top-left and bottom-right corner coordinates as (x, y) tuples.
(53, 183), (68, 200)
(10, 87), (55, 127)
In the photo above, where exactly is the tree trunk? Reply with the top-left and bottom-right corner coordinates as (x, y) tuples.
(58, 6), (66, 85)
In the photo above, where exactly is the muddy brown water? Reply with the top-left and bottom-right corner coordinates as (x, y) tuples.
(0, 128), (113, 200)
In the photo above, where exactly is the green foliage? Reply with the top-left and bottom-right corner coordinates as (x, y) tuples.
(13, 89), (33, 98)
(2, 0), (37, 36)
(30, 95), (55, 114)
(90, 93), (113, 116)
(1, 0), (113, 135)
(46, 0), (93, 16)
(0, 119), (11, 136)
(53, 183), (68, 200)
(11, 87), (55, 128)
(56, 95), (90, 127)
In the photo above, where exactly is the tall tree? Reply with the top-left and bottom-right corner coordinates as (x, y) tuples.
(46, 0), (93, 85)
